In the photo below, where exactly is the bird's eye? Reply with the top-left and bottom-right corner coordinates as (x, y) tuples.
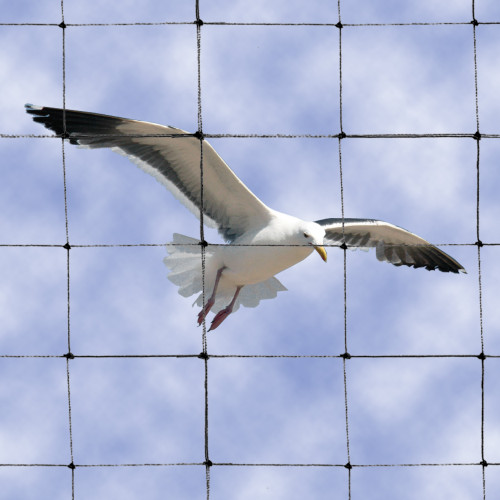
(303, 232), (310, 238)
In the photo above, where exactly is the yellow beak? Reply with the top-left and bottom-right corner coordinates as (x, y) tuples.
(314, 245), (327, 262)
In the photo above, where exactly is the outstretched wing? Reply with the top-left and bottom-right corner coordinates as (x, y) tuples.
(316, 218), (465, 274)
(26, 104), (272, 242)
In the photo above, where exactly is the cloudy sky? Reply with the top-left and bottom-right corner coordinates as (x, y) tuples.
(1, 1), (499, 499)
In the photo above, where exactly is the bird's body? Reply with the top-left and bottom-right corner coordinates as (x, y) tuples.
(220, 213), (321, 284)
(26, 104), (465, 330)
(165, 214), (325, 328)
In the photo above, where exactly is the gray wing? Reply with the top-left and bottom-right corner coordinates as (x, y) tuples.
(26, 104), (272, 242)
(316, 218), (465, 274)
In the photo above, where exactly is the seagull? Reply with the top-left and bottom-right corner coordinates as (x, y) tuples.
(26, 104), (465, 330)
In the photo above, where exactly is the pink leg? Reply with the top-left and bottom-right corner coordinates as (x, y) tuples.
(198, 266), (225, 326)
(209, 285), (243, 331)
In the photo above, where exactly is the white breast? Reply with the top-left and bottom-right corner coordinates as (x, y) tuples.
(220, 244), (313, 286)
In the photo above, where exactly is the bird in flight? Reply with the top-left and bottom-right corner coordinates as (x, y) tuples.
(26, 104), (465, 330)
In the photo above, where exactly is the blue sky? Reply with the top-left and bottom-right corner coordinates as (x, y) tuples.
(1, 1), (499, 499)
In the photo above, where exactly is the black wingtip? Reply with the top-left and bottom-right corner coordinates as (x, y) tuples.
(428, 255), (466, 274)
(407, 260), (465, 274)
(25, 104), (53, 124)
(426, 251), (465, 274)
(25, 103), (45, 114)
(24, 104), (68, 137)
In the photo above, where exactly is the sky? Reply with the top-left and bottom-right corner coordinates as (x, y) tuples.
(0, 1), (499, 499)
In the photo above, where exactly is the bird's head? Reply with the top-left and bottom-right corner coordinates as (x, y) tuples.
(301, 222), (327, 262)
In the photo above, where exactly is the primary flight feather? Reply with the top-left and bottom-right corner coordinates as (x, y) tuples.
(26, 104), (465, 330)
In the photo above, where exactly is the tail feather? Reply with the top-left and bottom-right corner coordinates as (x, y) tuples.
(236, 278), (287, 309)
(164, 234), (203, 298)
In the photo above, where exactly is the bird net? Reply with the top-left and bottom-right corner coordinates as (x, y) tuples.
(0, 1), (498, 499)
